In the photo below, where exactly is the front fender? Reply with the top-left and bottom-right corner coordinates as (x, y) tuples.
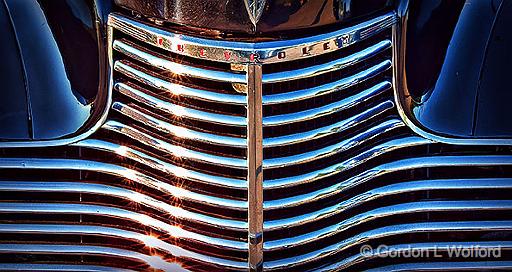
(0, 0), (111, 144)
(394, 0), (512, 142)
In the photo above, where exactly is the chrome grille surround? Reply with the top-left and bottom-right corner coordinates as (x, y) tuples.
(0, 10), (512, 272)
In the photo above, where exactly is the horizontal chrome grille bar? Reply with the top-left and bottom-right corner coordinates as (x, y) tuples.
(262, 81), (391, 126)
(116, 82), (246, 127)
(263, 119), (404, 169)
(0, 203), (246, 250)
(0, 243), (190, 271)
(319, 241), (512, 272)
(265, 155), (512, 209)
(83, 127), (246, 169)
(262, 60), (391, 105)
(75, 139), (247, 191)
(265, 180), (512, 231)
(263, 101), (394, 147)
(262, 40), (391, 83)
(114, 60), (246, 105)
(109, 105), (246, 147)
(265, 200), (512, 252)
(113, 39), (246, 83)
(0, 157), (247, 206)
(264, 219), (512, 270)
(366, 261), (512, 272)
(108, 12), (397, 63)
(0, 181), (246, 230)
(0, 263), (135, 272)
(0, 224), (247, 269)
(264, 136), (432, 189)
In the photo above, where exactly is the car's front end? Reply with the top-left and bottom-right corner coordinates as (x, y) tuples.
(1, 0), (512, 271)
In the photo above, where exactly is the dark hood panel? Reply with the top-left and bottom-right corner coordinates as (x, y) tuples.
(114, 0), (392, 35)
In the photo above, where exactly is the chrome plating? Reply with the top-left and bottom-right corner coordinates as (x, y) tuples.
(247, 64), (264, 272)
(108, 12), (397, 64)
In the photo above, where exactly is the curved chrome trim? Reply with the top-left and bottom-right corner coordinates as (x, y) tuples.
(265, 155), (512, 209)
(264, 136), (432, 189)
(73, 139), (247, 192)
(0, 243), (190, 272)
(263, 101), (394, 147)
(265, 200), (512, 251)
(0, 203), (246, 250)
(108, 12), (396, 64)
(0, 181), (246, 230)
(262, 40), (391, 83)
(114, 39), (246, 83)
(319, 241), (512, 272)
(110, 104), (247, 147)
(0, 224), (247, 269)
(0, 157), (247, 207)
(366, 261), (512, 272)
(263, 119), (404, 169)
(262, 60), (391, 105)
(265, 179), (512, 231)
(91, 124), (247, 168)
(115, 61), (246, 105)
(116, 82), (246, 127)
(0, 263), (135, 272)
(264, 219), (512, 270)
(391, 9), (512, 145)
(262, 81), (391, 126)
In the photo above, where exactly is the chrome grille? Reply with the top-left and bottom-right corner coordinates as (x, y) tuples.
(1, 10), (512, 272)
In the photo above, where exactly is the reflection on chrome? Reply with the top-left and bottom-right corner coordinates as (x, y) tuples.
(263, 81), (391, 126)
(264, 136), (432, 189)
(109, 104), (247, 147)
(2, 5), (511, 271)
(0, 157), (247, 208)
(265, 157), (512, 210)
(0, 181), (246, 230)
(0, 203), (246, 250)
(114, 60), (247, 105)
(262, 60), (391, 105)
(264, 222), (512, 270)
(89, 124), (247, 168)
(116, 82), (247, 126)
(265, 200), (512, 252)
(262, 40), (391, 83)
(0, 224), (247, 270)
(263, 119), (404, 169)
(263, 101), (394, 147)
(113, 39), (247, 83)
(320, 241), (512, 272)
(0, 243), (190, 272)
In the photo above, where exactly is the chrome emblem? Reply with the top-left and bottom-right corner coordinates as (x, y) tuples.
(244, 0), (266, 26)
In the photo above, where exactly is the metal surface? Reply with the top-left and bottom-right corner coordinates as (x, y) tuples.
(2, 7), (512, 271)
(107, 12), (397, 63)
(243, 0), (266, 27)
(265, 220), (512, 270)
(246, 64), (264, 271)
(392, 0), (512, 144)
(0, 0), (112, 145)
(115, 82), (246, 126)
(262, 39), (391, 83)
(114, 60), (246, 104)
(262, 60), (391, 105)
(0, 243), (190, 271)
(320, 241), (512, 271)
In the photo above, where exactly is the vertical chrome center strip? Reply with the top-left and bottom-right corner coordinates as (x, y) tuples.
(247, 64), (264, 271)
